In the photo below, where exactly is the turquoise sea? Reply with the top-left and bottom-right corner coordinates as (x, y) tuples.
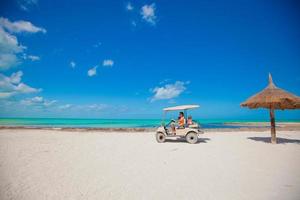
(0, 118), (299, 129)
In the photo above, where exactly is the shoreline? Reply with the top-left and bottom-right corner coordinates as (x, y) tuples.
(1, 122), (299, 132)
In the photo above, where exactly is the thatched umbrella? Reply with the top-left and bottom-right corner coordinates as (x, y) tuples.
(241, 74), (300, 144)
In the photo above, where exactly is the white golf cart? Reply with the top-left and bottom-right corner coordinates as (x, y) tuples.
(156, 105), (204, 144)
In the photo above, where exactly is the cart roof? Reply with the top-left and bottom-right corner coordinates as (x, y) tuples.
(163, 105), (199, 111)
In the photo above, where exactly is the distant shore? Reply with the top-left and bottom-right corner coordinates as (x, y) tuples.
(1, 122), (299, 132)
(1, 118), (299, 130)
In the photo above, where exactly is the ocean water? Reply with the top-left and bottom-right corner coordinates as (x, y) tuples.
(0, 118), (299, 129)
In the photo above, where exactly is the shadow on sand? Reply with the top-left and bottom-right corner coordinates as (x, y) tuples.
(248, 137), (300, 144)
(165, 137), (211, 144)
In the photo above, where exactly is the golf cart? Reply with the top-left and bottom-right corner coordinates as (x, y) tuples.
(156, 105), (204, 144)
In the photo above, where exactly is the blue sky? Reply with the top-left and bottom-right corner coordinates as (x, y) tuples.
(0, 0), (300, 119)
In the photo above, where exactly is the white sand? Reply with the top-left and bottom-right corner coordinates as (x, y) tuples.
(0, 129), (300, 200)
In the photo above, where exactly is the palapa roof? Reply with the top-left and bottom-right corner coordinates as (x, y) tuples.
(241, 74), (300, 110)
(163, 105), (199, 111)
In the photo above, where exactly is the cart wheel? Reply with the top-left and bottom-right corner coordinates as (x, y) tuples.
(186, 132), (198, 144)
(156, 132), (166, 143)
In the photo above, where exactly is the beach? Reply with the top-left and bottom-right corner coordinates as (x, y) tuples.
(1, 1), (300, 200)
(0, 128), (300, 200)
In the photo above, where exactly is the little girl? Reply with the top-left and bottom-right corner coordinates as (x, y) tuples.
(187, 115), (193, 126)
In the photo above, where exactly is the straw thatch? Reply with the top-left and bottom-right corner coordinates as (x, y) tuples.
(241, 74), (300, 110)
(241, 74), (300, 144)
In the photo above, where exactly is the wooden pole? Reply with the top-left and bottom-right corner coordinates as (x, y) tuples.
(270, 108), (276, 144)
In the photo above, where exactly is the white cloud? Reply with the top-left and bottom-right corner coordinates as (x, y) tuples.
(0, 92), (14, 99)
(18, 0), (38, 11)
(87, 66), (98, 77)
(0, 71), (41, 98)
(59, 104), (72, 110)
(30, 96), (43, 103)
(86, 104), (107, 111)
(20, 96), (42, 105)
(151, 81), (187, 101)
(0, 27), (25, 53)
(131, 21), (137, 27)
(0, 17), (46, 34)
(87, 59), (113, 77)
(141, 4), (157, 25)
(126, 2), (134, 11)
(41, 99), (57, 107)
(0, 27), (25, 70)
(44, 100), (57, 107)
(58, 103), (107, 111)
(15, 82), (40, 93)
(93, 42), (102, 48)
(22, 54), (40, 61)
(0, 17), (46, 70)
(0, 54), (20, 70)
(159, 78), (171, 85)
(10, 71), (23, 84)
(21, 96), (57, 107)
(27, 55), (40, 61)
(70, 61), (76, 68)
(0, 98), (114, 117)
(103, 59), (114, 67)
